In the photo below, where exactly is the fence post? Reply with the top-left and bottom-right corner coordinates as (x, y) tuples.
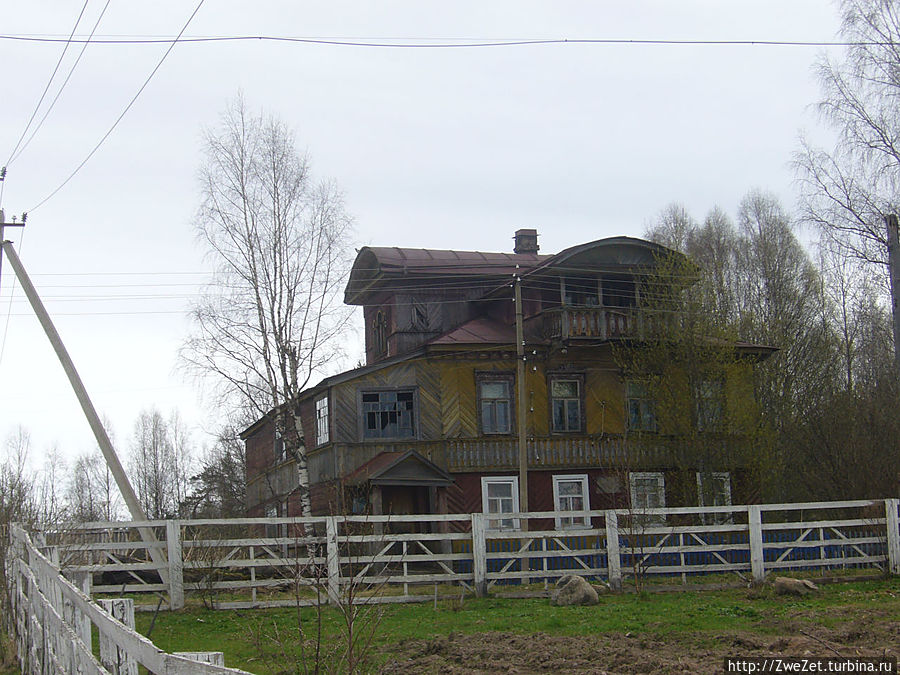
(605, 511), (622, 592)
(99, 598), (138, 675)
(326, 516), (340, 606)
(748, 505), (765, 583)
(471, 513), (487, 597)
(885, 499), (900, 575)
(62, 571), (92, 648)
(166, 520), (185, 610)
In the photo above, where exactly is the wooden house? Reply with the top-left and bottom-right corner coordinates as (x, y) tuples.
(242, 230), (774, 528)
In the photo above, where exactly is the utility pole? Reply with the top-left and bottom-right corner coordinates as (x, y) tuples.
(515, 271), (528, 517)
(887, 214), (900, 373)
(0, 239), (169, 582)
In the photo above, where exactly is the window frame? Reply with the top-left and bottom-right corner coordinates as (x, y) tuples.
(476, 372), (515, 436)
(695, 377), (725, 431)
(359, 388), (418, 441)
(628, 471), (666, 524)
(315, 395), (330, 446)
(552, 474), (590, 529)
(372, 310), (388, 359)
(696, 471), (733, 524)
(481, 475), (520, 531)
(625, 380), (657, 433)
(549, 374), (585, 434)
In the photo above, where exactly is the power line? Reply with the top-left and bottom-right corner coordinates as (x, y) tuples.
(0, 34), (872, 49)
(2, 1), (89, 170)
(27, 0), (206, 213)
(8, 0), (113, 167)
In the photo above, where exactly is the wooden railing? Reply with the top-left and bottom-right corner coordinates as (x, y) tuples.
(308, 435), (678, 479)
(538, 306), (678, 341)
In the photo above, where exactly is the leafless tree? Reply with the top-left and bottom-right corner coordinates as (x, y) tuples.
(184, 424), (247, 518)
(128, 409), (194, 519)
(183, 95), (354, 517)
(67, 449), (123, 523)
(795, 0), (900, 285)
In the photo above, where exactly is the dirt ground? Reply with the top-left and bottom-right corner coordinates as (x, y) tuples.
(378, 608), (900, 674)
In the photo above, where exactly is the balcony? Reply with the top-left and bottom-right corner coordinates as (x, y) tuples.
(308, 435), (678, 481)
(541, 307), (637, 341)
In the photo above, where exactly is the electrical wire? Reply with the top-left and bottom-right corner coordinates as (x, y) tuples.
(0, 34), (874, 49)
(27, 0), (206, 213)
(8, 0), (113, 167)
(2, 1), (89, 170)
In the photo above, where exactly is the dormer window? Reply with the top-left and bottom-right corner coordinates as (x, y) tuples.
(373, 310), (387, 358)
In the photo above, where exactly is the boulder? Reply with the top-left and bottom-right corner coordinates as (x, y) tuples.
(773, 576), (819, 596)
(550, 574), (599, 606)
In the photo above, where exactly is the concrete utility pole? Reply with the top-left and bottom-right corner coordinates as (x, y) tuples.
(0, 240), (168, 580)
(886, 214), (900, 373)
(514, 272), (529, 516)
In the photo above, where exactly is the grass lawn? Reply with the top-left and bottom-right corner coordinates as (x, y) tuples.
(127, 576), (900, 673)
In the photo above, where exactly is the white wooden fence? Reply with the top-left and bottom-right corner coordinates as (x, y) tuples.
(17, 498), (900, 611)
(9, 523), (252, 674)
(8, 499), (900, 673)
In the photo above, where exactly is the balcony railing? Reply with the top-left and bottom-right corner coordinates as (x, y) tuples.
(541, 307), (637, 341)
(307, 435), (682, 481)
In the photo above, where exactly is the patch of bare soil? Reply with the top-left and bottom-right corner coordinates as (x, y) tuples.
(379, 619), (899, 674)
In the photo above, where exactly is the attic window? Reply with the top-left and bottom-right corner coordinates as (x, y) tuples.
(373, 310), (387, 358)
(412, 301), (428, 329)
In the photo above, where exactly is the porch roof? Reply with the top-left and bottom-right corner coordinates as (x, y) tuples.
(343, 450), (454, 487)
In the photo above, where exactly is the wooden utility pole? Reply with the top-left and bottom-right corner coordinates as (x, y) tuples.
(0, 240), (169, 582)
(887, 214), (900, 372)
(515, 272), (528, 515)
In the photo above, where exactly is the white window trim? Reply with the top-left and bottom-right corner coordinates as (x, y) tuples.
(696, 471), (733, 524)
(629, 471), (666, 524)
(315, 396), (330, 446)
(552, 474), (590, 529)
(481, 476), (520, 531)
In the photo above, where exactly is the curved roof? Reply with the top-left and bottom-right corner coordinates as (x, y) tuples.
(527, 236), (689, 276)
(344, 246), (548, 304)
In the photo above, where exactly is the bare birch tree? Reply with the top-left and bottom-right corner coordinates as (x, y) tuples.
(128, 409), (194, 519)
(795, 0), (900, 282)
(183, 96), (353, 517)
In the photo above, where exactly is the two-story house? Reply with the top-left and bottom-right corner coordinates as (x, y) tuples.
(242, 230), (774, 528)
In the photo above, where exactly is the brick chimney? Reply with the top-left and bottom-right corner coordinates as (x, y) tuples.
(513, 228), (539, 254)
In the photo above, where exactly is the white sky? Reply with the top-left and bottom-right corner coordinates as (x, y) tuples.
(0, 1), (842, 466)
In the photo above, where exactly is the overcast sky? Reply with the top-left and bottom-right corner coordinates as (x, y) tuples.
(0, 1), (842, 467)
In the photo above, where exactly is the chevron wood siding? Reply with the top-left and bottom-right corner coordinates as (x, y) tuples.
(331, 360), (443, 443)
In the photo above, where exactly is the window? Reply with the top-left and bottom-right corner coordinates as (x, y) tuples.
(553, 474), (590, 528)
(626, 381), (657, 432)
(315, 396), (329, 445)
(550, 377), (582, 432)
(697, 472), (732, 524)
(562, 276), (599, 307)
(629, 472), (666, 524)
(412, 300), (428, 329)
(373, 310), (387, 358)
(481, 476), (519, 530)
(602, 275), (636, 308)
(273, 429), (286, 462)
(361, 390), (415, 439)
(478, 375), (513, 435)
(696, 379), (724, 431)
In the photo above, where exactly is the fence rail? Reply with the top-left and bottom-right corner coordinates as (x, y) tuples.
(15, 498), (899, 610)
(9, 499), (900, 673)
